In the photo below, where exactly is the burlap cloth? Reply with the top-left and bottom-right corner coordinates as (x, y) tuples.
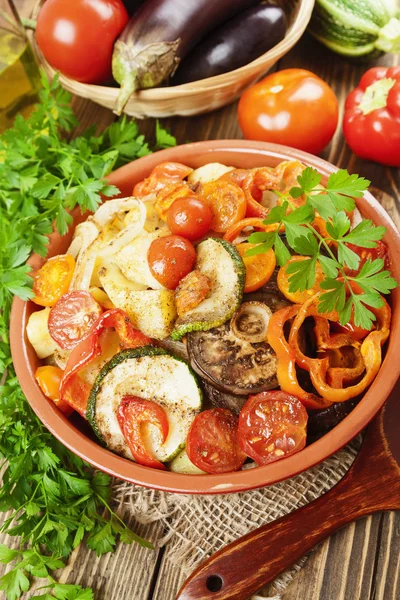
(114, 436), (361, 599)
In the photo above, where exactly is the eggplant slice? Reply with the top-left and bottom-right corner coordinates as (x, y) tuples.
(201, 380), (247, 414)
(187, 277), (289, 396)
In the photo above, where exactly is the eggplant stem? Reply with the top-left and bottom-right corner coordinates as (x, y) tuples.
(112, 39), (181, 115)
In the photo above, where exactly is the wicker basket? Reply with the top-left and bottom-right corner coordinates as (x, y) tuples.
(31, 0), (315, 118)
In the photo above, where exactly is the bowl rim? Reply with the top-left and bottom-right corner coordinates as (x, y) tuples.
(10, 140), (400, 495)
(31, 0), (315, 98)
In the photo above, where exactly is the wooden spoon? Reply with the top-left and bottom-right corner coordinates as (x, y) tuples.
(176, 380), (400, 600)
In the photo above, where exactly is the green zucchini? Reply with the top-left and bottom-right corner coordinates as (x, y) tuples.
(171, 237), (245, 341)
(87, 346), (202, 463)
(308, 0), (400, 57)
(168, 449), (206, 474)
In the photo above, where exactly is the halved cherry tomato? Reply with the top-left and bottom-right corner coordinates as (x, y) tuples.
(218, 168), (249, 188)
(148, 235), (196, 290)
(35, 365), (73, 416)
(199, 181), (246, 232)
(60, 309), (151, 415)
(344, 240), (391, 277)
(154, 183), (194, 221)
(133, 162), (193, 197)
(186, 408), (246, 474)
(238, 391), (308, 465)
(236, 243), (276, 293)
(175, 270), (212, 316)
(32, 254), (76, 307)
(117, 396), (169, 470)
(238, 69), (338, 154)
(277, 256), (325, 304)
(48, 291), (102, 350)
(167, 196), (212, 240)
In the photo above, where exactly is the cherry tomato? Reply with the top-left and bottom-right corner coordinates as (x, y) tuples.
(199, 181), (247, 232)
(32, 254), (75, 307)
(36, 0), (128, 84)
(186, 408), (246, 474)
(117, 396), (168, 470)
(167, 197), (212, 240)
(238, 391), (308, 465)
(48, 291), (102, 350)
(154, 184), (194, 221)
(148, 235), (196, 290)
(277, 256), (325, 304)
(344, 240), (391, 277)
(238, 69), (339, 154)
(133, 162), (193, 197)
(236, 243), (276, 293)
(35, 366), (72, 416)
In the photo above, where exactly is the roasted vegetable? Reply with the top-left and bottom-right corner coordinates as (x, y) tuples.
(171, 237), (245, 340)
(308, 0), (400, 58)
(112, 0), (260, 113)
(186, 286), (288, 397)
(87, 347), (203, 463)
(188, 319), (278, 396)
(201, 380), (247, 415)
(173, 4), (286, 84)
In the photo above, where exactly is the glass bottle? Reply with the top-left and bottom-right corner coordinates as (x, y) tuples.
(0, 0), (41, 132)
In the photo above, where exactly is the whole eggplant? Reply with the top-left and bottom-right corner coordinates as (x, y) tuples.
(112, 0), (260, 114)
(173, 5), (287, 84)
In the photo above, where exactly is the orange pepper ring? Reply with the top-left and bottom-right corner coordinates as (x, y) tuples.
(288, 293), (391, 403)
(266, 304), (331, 410)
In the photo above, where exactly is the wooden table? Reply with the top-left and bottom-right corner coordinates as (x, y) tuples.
(3, 2), (400, 598)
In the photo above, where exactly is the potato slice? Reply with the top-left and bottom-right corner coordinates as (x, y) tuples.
(188, 162), (234, 185)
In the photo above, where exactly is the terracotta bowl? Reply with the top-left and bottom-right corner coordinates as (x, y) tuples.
(11, 141), (400, 495)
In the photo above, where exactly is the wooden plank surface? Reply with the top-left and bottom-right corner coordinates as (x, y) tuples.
(2, 2), (400, 599)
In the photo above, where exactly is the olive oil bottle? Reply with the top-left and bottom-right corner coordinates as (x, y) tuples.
(0, 25), (41, 132)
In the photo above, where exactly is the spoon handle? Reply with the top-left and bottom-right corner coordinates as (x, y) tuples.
(176, 434), (399, 600)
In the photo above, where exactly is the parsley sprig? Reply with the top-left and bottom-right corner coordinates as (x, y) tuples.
(0, 74), (176, 599)
(247, 168), (397, 330)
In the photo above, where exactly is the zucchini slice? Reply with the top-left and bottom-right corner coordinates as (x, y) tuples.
(87, 347), (202, 463)
(168, 449), (206, 475)
(171, 238), (245, 340)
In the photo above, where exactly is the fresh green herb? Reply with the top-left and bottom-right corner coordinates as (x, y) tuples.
(247, 167), (397, 329)
(0, 73), (176, 599)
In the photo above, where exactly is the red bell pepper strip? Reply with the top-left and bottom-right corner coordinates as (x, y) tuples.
(60, 309), (152, 416)
(343, 66), (400, 167)
(117, 396), (169, 470)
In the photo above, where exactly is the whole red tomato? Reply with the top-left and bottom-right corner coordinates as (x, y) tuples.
(238, 69), (339, 155)
(36, 0), (128, 84)
(343, 67), (400, 167)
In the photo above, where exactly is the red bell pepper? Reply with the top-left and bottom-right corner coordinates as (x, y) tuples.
(60, 309), (152, 417)
(343, 66), (400, 167)
(117, 396), (169, 470)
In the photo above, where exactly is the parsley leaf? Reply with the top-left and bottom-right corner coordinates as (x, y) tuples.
(342, 219), (386, 248)
(0, 73), (163, 600)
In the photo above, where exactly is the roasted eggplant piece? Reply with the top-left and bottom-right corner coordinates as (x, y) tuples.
(307, 399), (359, 436)
(187, 287), (288, 397)
(201, 380), (247, 414)
(173, 5), (287, 84)
(112, 0), (260, 113)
